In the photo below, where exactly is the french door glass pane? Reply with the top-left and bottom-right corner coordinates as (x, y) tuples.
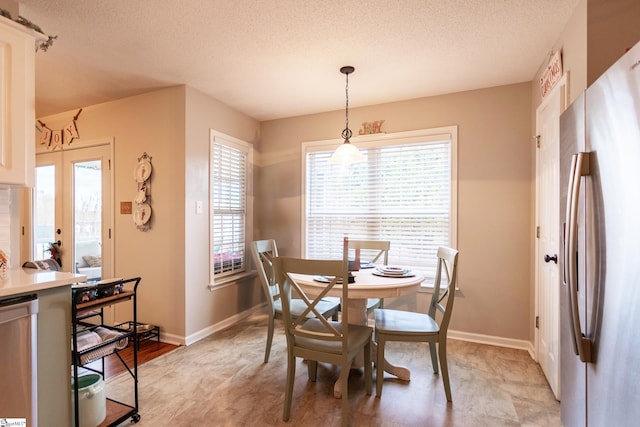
(74, 160), (102, 279)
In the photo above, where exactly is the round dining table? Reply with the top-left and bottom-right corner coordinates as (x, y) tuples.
(292, 268), (425, 398)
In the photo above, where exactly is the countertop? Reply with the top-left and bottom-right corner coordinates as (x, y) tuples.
(0, 268), (87, 298)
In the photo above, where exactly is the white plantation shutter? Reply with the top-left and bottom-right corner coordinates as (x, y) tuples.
(304, 128), (456, 279)
(211, 136), (249, 281)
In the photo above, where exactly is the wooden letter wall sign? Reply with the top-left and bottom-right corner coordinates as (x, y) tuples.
(359, 120), (385, 135)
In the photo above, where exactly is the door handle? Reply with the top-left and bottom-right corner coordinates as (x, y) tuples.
(544, 254), (557, 264)
(563, 154), (578, 355)
(564, 152), (592, 363)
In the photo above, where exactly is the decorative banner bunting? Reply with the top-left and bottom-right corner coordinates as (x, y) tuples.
(37, 108), (82, 150)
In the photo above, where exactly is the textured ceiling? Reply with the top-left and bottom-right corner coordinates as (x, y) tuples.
(17, 0), (580, 121)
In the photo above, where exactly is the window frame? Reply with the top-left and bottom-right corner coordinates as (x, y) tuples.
(209, 130), (254, 288)
(301, 126), (458, 286)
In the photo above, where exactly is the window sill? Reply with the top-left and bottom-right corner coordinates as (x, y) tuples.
(418, 283), (461, 294)
(418, 283), (436, 294)
(208, 271), (256, 291)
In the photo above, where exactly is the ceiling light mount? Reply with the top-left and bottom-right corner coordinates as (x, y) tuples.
(340, 66), (355, 74)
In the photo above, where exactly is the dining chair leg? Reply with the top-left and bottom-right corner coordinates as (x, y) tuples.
(438, 339), (452, 402)
(283, 351), (296, 421)
(429, 341), (439, 374)
(376, 336), (385, 397)
(264, 315), (275, 363)
(364, 340), (373, 395)
(341, 360), (350, 427)
(308, 360), (318, 381)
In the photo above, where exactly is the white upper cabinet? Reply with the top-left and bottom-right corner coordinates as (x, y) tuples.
(0, 16), (39, 187)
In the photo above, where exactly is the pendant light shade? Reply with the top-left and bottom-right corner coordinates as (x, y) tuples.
(329, 66), (365, 165)
(329, 141), (365, 165)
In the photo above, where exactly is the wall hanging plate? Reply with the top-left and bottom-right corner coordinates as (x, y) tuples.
(134, 158), (152, 183)
(133, 203), (152, 226)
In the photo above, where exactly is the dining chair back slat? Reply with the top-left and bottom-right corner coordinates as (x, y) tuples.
(346, 239), (390, 265)
(279, 258), (345, 343)
(346, 239), (391, 313)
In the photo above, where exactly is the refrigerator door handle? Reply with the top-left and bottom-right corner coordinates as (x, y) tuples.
(565, 152), (592, 363)
(564, 154), (579, 355)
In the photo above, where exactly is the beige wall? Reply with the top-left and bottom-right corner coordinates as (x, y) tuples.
(184, 86), (263, 341)
(35, 85), (263, 344)
(531, 0), (640, 112)
(35, 86), (187, 340)
(531, 0), (587, 110)
(587, 0), (640, 85)
(259, 83), (534, 341)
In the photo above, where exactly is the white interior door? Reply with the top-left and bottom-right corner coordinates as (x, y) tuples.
(34, 145), (112, 281)
(535, 75), (567, 400)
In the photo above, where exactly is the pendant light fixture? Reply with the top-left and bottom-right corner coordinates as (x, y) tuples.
(329, 66), (365, 165)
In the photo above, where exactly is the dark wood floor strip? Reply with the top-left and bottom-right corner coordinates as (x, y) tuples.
(86, 341), (178, 379)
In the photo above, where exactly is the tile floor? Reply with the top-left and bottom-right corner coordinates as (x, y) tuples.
(108, 313), (561, 426)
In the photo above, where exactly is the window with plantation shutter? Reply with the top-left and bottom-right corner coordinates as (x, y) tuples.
(210, 131), (253, 286)
(302, 127), (457, 282)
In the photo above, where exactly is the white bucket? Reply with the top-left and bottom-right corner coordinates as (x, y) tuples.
(72, 373), (106, 427)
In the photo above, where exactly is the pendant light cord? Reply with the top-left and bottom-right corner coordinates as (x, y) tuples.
(342, 68), (353, 142)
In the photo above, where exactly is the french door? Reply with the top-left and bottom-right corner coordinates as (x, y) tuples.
(33, 144), (112, 281)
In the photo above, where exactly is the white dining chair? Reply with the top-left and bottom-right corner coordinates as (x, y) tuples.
(251, 239), (340, 363)
(273, 254), (373, 426)
(374, 246), (459, 401)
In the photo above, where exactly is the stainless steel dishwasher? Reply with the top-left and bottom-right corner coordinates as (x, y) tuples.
(0, 294), (39, 426)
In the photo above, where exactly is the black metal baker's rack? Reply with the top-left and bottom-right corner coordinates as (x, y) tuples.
(71, 277), (141, 426)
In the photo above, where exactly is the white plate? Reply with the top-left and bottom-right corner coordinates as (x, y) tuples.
(134, 158), (152, 182)
(372, 271), (415, 278)
(312, 275), (352, 284)
(379, 266), (407, 273)
(133, 203), (152, 226)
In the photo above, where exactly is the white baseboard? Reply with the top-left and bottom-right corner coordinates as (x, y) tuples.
(448, 329), (535, 359)
(181, 305), (265, 346)
(160, 308), (537, 361)
(157, 332), (183, 347)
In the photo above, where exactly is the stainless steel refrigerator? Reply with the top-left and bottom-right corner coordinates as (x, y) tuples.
(560, 41), (640, 426)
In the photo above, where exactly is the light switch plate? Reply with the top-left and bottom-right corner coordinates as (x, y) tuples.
(195, 200), (203, 214)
